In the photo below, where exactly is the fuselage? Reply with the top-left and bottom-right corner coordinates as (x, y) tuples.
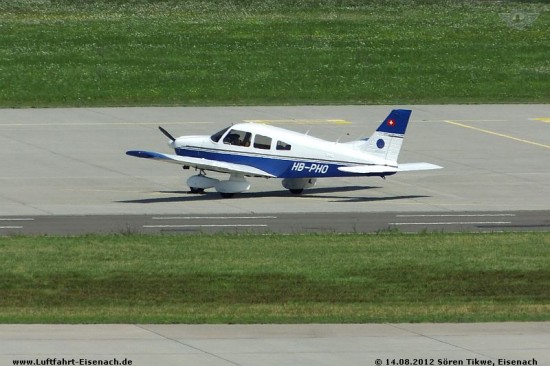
(172, 123), (396, 178)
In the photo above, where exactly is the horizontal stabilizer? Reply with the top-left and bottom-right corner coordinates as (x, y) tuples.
(338, 162), (442, 174)
(126, 150), (275, 177)
(338, 165), (398, 174)
(397, 162), (443, 171)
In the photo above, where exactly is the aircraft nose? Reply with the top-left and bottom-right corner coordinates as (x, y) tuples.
(172, 137), (192, 149)
(172, 136), (194, 149)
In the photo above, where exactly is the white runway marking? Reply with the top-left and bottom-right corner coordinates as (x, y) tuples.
(0, 218), (31, 230)
(0, 218), (34, 221)
(151, 216), (277, 220)
(390, 221), (512, 226)
(146, 215), (276, 229)
(144, 224), (268, 228)
(396, 214), (516, 218)
(393, 213), (516, 227)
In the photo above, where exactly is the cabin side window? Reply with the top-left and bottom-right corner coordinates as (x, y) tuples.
(253, 135), (272, 150)
(210, 127), (230, 143)
(276, 140), (291, 151)
(223, 129), (252, 147)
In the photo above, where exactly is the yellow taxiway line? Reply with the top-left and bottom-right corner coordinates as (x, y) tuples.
(444, 120), (550, 149)
(244, 119), (352, 125)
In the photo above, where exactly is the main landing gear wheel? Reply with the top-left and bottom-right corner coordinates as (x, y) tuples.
(282, 178), (317, 195)
(215, 174), (249, 198)
(189, 187), (205, 194)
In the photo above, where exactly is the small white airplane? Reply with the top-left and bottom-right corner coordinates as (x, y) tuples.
(127, 109), (442, 198)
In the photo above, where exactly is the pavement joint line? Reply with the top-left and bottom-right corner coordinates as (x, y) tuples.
(388, 324), (496, 361)
(444, 120), (550, 149)
(135, 325), (243, 366)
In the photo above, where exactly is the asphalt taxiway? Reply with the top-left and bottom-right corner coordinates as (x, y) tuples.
(0, 105), (549, 228)
(2, 210), (549, 235)
(1, 323), (549, 366)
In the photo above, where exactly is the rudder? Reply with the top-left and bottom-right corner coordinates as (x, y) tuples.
(362, 109), (412, 163)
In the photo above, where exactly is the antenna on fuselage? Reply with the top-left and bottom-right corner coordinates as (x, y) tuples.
(335, 133), (350, 143)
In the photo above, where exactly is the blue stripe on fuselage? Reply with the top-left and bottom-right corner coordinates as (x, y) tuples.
(175, 146), (393, 178)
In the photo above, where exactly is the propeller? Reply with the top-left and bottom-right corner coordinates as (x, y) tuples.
(158, 126), (175, 142)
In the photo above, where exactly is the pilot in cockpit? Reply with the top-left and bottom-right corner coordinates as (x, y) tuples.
(225, 133), (241, 145)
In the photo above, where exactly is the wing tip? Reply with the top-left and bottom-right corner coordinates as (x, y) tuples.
(126, 150), (165, 159)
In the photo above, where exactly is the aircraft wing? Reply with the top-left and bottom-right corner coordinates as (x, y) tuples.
(338, 162), (441, 174)
(126, 150), (275, 178)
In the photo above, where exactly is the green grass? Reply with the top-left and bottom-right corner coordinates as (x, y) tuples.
(0, 232), (548, 323)
(0, 0), (548, 107)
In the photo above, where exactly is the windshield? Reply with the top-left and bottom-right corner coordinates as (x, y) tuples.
(210, 127), (230, 142)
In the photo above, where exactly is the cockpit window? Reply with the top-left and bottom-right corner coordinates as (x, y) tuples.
(223, 129), (252, 147)
(210, 127), (230, 143)
(276, 140), (291, 151)
(254, 135), (272, 150)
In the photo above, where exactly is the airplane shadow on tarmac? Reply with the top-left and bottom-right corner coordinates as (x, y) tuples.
(117, 185), (430, 204)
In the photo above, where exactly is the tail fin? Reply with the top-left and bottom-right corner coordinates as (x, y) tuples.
(362, 109), (411, 163)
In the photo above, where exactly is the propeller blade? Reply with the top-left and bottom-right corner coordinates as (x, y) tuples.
(158, 126), (175, 142)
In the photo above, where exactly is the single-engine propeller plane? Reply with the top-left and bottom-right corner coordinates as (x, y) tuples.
(126, 109), (441, 198)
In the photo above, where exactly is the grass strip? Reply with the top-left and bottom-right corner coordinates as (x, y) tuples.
(0, 0), (548, 107)
(0, 231), (548, 323)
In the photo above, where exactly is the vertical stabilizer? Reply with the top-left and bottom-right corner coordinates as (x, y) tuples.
(362, 109), (411, 163)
